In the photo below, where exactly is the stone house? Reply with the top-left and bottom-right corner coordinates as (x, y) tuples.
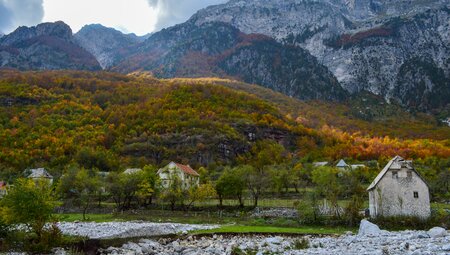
(27, 168), (54, 185)
(157, 162), (200, 190)
(367, 156), (431, 218)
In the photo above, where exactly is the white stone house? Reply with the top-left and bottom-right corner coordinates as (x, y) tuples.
(157, 162), (200, 190)
(27, 168), (54, 185)
(367, 156), (431, 218)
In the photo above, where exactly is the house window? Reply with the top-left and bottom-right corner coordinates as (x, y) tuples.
(414, 192), (419, 198)
(407, 171), (412, 178)
(392, 171), (398, 179)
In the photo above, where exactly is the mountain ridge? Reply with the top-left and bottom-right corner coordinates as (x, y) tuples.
(0, 21), (101, 71)
(190, 0), (450, 111)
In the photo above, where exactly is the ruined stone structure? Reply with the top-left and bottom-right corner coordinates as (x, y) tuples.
(367, 156), (431, 218)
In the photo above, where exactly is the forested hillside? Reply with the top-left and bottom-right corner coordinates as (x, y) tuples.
(0, 71), (448, 178)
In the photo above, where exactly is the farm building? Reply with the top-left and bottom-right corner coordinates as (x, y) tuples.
(157, 162), (200, 190)
(27, 168), (54, 185)
(367, 156), (431, 218)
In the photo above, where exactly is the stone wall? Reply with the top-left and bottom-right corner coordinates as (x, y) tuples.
(369, 167), (430, 218)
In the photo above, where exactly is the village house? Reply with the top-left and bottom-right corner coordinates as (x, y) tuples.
(157, 162), (200, 190)
(27, 168), (54, 185)
(367, 156), (431, 218)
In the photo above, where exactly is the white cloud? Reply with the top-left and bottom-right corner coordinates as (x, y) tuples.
(1, 0), (226, 35)
(147, 0), (227, 31)
(0, 0), (44, 33)
(43, 0), (157, 35)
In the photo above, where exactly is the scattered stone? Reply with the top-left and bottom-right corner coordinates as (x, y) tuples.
(57, 221), (218, 239)
(428, 227), (448, 238)
(417, 233), (430, 238)
(358, 219), (381, 236)
(442, 244), (450, 251)
(251, 208), (298, 218)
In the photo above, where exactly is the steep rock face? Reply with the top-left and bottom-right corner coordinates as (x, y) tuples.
(191, 0), (450, 110)
(115, 22), (347, 101)
(0, 21), (101, 71)
(74, 24), (143, 69)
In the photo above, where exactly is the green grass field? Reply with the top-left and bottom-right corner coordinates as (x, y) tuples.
(191, 225), (352, 235)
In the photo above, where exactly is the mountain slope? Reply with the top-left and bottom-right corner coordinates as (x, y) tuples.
(0, 21), (101, 71)
(74, 24), (143, 69)
(0, 71), (448, 173)
(114, 22), (347, 101)
(191, 0), (450, 111)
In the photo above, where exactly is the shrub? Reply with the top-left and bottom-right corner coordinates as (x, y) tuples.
(293, 238), (310, 249)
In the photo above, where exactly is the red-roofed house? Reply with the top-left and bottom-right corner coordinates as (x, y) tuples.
(157, 162), (200, 189)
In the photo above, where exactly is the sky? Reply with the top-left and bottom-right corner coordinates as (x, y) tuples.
(0, 0), (226, 36)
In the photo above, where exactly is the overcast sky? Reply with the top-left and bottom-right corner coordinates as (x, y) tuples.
(0, 0), (226, 36)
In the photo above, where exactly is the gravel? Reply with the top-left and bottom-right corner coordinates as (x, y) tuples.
(96, 230), (450, 255)
(57, 221), (218, 239)
(92, 220), (450, 255)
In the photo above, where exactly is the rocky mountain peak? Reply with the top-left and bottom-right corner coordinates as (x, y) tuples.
(75, 24), (142, 69)
(0, 21), (101, 71)
(189, 0), (450, 111)
(0, 21), (72, 46)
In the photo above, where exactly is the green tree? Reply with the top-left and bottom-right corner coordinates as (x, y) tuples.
(311, 166), (342, 217)
(215, 167), (246, 207)
(186, 182), (217, 210)
(160, 174), (184, 211)
(57, 167), (100, 220)
(0, 178), (56, 241)
(137, 165), (160, 206)
(240, 140), (287, 207)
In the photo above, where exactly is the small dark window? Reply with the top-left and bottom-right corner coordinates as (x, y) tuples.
(407, 171), (412, 178)
(392, 171), (398, 179)
(414, 192), (419, 198)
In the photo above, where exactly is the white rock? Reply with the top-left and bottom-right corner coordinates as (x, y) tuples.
(427, 227), (448, 238)
(358, 219), (381, 236)
(264, 236), (283, 245)
(442, 244), (450, 251)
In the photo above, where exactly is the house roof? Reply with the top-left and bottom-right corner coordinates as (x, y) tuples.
(123, 168), (142, 175)
(336, 159), (349, 167)
(351, 164), (366, 169)
(313, 161), (329, 167)
(367, 156), (427, 191)
(28, 168), (53, 179)
(175, 163), (200, 177)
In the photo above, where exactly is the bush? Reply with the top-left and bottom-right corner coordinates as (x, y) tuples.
(371, 210), (450, 231)
(0, 178), (61, 253)
(297, 193), (322, 224)
(293, 238), (310, 249)
(25, 223), (63, 254)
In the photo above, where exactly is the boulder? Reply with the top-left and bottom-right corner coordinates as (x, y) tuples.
(427, 227), (448, 238)
(358, 219), (381, 236)
(442, 244), (450, 251)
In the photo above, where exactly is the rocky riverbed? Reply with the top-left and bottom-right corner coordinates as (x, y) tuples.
(92, 220), (450, 255)
(57, 221), (218, 239)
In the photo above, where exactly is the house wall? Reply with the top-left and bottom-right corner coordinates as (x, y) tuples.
(158, 163), (199, 190)
(369, 167), (430, 218)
